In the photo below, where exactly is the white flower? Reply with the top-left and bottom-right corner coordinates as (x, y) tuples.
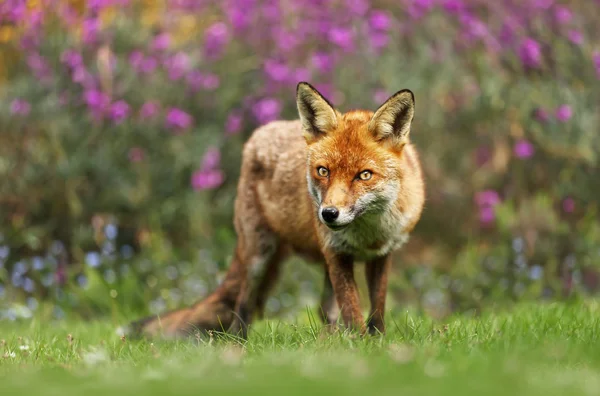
(19, 345), (29, 351)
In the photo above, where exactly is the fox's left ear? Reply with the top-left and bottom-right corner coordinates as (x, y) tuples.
(369, 89), (415, 147)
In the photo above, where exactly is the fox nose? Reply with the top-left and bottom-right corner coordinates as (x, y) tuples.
(321, 207), (339, 223)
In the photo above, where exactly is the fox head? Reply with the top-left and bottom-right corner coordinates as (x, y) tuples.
(296, 82), (415, 230)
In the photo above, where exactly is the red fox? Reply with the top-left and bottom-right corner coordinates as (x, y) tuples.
(131, 82), (425, 338)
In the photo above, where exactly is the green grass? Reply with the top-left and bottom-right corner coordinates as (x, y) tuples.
(1, 302), (600, 395)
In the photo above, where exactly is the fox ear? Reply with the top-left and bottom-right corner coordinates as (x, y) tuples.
(369, 89), (415, 147)
(296, 82), (338, 141)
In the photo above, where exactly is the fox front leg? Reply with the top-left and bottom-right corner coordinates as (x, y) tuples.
(324, 252), (366, 334)
(365, 254), (392, 335)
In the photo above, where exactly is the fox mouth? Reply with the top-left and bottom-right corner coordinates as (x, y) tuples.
(325, 223), (350, 231)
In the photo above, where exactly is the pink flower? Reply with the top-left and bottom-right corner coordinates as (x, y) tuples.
(479, 206), (496, 226)
(554, 6), (572, 24)
(151, 32), (170, 51)
(369, 11), (392, 31)
(191, 169), (224, 191)
(10, 99), (31, 116)
(513, 139), (535, 159)
(518, 38), (542, 68)
(165, 108), (193, 131)
(555, 105), (572, 122)
(593, 51), (600, 78)
(186, 71), (220, 92)
(129, 50), (144, 70)
(82, 18), (100, 45)
(328, 28), (354, 52)
(264, 59), (290, 83)
(311, 52), (334, 74)
(204, 22), (230, 59)
(60, 49), (83, 69)
(475, 190), (501, 227)
(109, 100), (130, 124)
(567, 30), (583, 45)
(164, 52), (190, 81)
(225, 111), (243, 136)
(201, 147), (221, 170)
(252, 98), (282, 124)
(140, 101), (160, 118)
(475, 190), (501, 207)
(562, 197), (575, 213)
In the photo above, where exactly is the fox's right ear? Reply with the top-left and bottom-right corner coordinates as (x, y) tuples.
(296, 82), (338, 142)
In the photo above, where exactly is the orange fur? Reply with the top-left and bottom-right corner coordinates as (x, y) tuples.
(130, 83), (425, 338)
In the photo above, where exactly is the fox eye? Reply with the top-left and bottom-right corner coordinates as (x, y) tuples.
(317, 167), (329, 177)
(358, 170), (372, 181)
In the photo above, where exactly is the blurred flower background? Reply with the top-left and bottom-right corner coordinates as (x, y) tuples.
(0, 0), (599, 322)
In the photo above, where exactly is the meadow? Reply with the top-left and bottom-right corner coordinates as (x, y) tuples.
(2, 303), (600, 395)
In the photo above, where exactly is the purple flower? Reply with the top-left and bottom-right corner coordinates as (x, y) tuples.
(82, 18), (100, 45)
(191, 169), (224, 191)
(475, 190), (501, 227)
(60, 49), (83, 69)
(72, 66), (94, 87)
(140, 57), (158, 74)
(201, 147), (221, 170)
(140, 101), (160, 118)
(293, 68), (311, 83)
(204, 22), (230, 59)
(186, 71), (220, 91)
(200, 73), (220, 90)
(252, 98), (282, 124)
(10, 99), (31, 116)
(562, 197), (575, 213)
(165, 108), (193, 131)
(226, 7), (250, 32)
(369, 11), (392, 31)
(129, 50), (144, 70)
(369, 31), (389, 50)
(347, 0), (369, 16)
(373, 89), (390, 104)
(84, 89), (110, 118)
(442, 0), (465, 14)
(593, 51), (600, 78)
(151, 32), (171, 52)
(312, 52), (334, 74)
(475, 190), (501, 207)
(479, 206), (496, 226)
(567, 30), (583, 45)
(533, 107), (550, 123)
(26, 53), (51, 82)
(554, 6), (572, 24)
(518, 38), (542, 68)
(88, 0), (115, 11)
(128, 147), (145, 163)
(109, 100), (130, 124)
(264, 59), (290, 83)
(225, 111), (243, 136)
(555, 105), (572, 122)
(513, 139), (535, 159)
(408, 0), (435, 19)
(328, 28), (354, 52)
(274, 30), (300, 52)
(164, 52), (190, 81)
(532, 0), (553, 9)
